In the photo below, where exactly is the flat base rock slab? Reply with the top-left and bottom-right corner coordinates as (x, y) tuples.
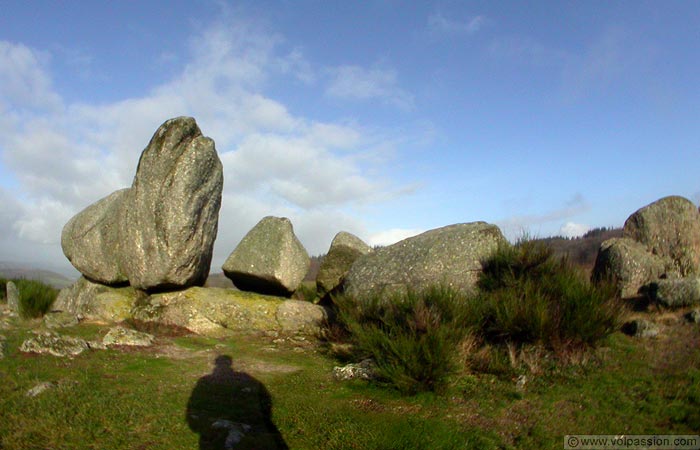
(344, 221), (506, 300)
(132, 287), (327, 338)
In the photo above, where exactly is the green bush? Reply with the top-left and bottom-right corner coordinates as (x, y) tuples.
(335, 286), (475, 394)
(14, 279), (58, 318)
(477, 240), (621, 351)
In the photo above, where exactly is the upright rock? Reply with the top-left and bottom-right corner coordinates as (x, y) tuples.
(222, 217), (310, 297)
(316, 232), (371, 299)
(61, 117), (223, 291)
(623, 196), (700, 277)
(592, 237), (666, 298)
(344, 222), (506, 301)
(6, 281), (19, 314)
(121, 117), (223, 289)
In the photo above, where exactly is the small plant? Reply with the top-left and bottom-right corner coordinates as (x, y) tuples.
(476, 240), (622, 353)
(334, 286), (475, 394)
(292, 281), (319, 303)
(14, 279), (58, 318)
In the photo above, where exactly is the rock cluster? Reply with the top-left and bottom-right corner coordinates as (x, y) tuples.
(593, 196), (700, 302)
(62, 117), (224, 291)
(53, 115), (517, 339)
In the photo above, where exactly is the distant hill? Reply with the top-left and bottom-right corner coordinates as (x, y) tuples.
(0, 262), (76, 289)
(539, 227), (623, 273)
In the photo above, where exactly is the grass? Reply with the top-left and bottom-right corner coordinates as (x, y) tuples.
(0, 314), (698, 449)
(1, 278), (58, 319)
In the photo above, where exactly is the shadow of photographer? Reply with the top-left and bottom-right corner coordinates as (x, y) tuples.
(186, 355), (288, 450)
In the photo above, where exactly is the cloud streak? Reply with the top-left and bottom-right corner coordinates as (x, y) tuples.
(427, 12), (485, 36)
(325, 65), (414, 110)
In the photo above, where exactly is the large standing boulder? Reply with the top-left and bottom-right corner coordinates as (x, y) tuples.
(592, 237), (667, 298)
(121, 117), (223, 289)
(222, 217), (310, 297)
(316, 231), (371, 299)
(623, 196), (700, 277)
(344, 222), (506, 301)
(61, 117), (223, 291)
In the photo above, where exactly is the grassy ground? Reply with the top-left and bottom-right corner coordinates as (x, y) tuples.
(1, 306), (698, 449)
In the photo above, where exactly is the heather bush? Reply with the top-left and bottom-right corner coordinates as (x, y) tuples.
(334, 286), (475, 394)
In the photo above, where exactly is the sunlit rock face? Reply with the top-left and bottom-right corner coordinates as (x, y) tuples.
(61, 117), (223, 291)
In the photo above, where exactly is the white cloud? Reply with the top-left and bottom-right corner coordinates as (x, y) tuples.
(427, 12), (484, 36)
(0, 17), (412, 272)
(0, 41), (62, 112)
(368, 228), (424, 247)
(559, 222), (590, 239)
(325, 65), (414, 110)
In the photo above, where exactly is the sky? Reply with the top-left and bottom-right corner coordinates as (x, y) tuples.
(1, 1), (699, 277)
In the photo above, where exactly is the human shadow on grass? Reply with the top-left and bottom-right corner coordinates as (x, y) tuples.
(186, 355), (288, 450)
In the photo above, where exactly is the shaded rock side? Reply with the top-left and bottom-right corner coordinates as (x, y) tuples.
(316, 231), (371, 298)
(344, 222), (506, 300)
(623, 195), (700, 277)
(53, 276), (140, 322)
(131, 287), (327, 337)
(122, 117), (223, 290)
(61, 189), (130, 285)
(591, 237), (666, 298)
(651, 278), (700, 308)
(61, 117), (223, 290)
(222, 217), (310, 296)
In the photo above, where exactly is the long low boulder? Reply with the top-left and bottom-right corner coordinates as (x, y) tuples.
(54, 279), (327, 338)
(344, 221), (506, 301)
(651, 278), (700, 308)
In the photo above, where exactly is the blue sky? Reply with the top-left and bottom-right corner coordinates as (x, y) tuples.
(1, 1), (699, 276)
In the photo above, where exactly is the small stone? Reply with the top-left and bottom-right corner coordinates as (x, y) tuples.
(211, 420), (252, 450)
(102, 326), (155, 347)
(332, 359), (378, 381)
(26, 381), (56, 397)
(622, 319), (659, 338)
(686, 308), (700, 324)
(20, 332), (90, 357)
(43, 311), (79, 329)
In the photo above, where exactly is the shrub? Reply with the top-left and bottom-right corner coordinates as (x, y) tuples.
(477, 240), (622, 352)
(334, 286), (476, 394)
(14, 279), (58, 318)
